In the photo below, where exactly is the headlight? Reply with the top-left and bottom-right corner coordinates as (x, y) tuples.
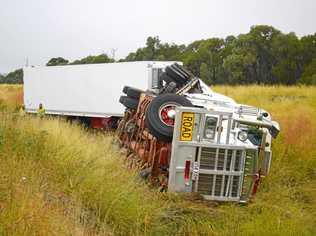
(204, 116), (217, 139)
(238, 130), (248, 141)
(205, 128), (215, 139)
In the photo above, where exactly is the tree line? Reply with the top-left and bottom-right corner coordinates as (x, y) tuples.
(1, 25), (315, 85)
(0, 69), (23, 84)
(121, 26), (316, 85)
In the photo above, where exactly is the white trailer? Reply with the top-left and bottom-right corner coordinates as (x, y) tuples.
(23, 61), (179, 118)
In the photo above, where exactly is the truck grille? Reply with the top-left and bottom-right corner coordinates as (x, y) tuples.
(197, 147), (244, 200)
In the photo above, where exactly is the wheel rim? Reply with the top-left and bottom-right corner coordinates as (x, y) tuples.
(158, 102), (179, 127)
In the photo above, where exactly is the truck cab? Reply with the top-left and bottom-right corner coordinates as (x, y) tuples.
(168, 106), (278, 202)
(118, 63), (280, 203)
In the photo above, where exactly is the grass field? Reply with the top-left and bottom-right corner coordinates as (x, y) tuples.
(0, 84), (315, 235)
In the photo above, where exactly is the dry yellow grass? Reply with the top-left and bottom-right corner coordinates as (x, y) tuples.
(0, 84), (23, 111)
(0, 84), (315, 235)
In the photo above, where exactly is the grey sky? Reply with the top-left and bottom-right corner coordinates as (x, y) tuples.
(0, 0), (315, 73)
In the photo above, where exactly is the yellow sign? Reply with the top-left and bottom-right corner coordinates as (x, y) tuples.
(180, 112), (194, 141)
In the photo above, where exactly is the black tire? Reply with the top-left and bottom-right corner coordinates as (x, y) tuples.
(126, 87), (143, 99)
(172, 63), (191, 78)
(165, 66), (188, 84)
(170, 64), (190, 80)
(122, 86), (143, 99)
(145, 94), (193, 141)
(119, 96), (139, 109)
(160, 72), (174, 84)
(122, 86), (130, 94)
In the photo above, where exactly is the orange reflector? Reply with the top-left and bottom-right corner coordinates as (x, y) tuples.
(184, 160), (191, 186)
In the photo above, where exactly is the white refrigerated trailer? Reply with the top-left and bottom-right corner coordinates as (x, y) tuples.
(23, 61), (178, 127)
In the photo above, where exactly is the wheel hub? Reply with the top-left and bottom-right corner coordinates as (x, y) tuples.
(159, 104), (177, 126)
(167, 109), (176, 119)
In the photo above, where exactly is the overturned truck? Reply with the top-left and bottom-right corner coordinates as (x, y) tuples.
(117, 63), (280, 203)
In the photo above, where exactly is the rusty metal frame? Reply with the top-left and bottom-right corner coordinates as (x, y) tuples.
(117, 94), (172, 186)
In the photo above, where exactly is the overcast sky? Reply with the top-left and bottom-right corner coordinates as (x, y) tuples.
(0, 0), (315, 73)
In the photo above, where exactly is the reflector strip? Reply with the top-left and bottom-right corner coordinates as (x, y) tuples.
(184, 160), (191, 186)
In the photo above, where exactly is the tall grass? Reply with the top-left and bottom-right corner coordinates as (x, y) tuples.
(0, 85), (315, 235)
(0, 85), (22, 111)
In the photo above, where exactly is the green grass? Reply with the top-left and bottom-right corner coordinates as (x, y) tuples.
(0, 85), (315, 235)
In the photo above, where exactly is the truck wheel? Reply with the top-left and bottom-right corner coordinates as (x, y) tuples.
(122, 86), (144, 99)
(122, 86), (130, 94)
(127, 87), (143, 99)
(165, 66), (189, 84)
(145, 94), (193, 141)
(160, 72), (173, 84)
(160, 72), (186, 88)
(172, 63), (191, 78)
(170, 64), (190, 80)
(119, 96), (139, 109)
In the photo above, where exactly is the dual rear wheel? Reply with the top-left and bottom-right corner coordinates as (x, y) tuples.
(160, 63), (192, 86)
(119, 86), (143, 109)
